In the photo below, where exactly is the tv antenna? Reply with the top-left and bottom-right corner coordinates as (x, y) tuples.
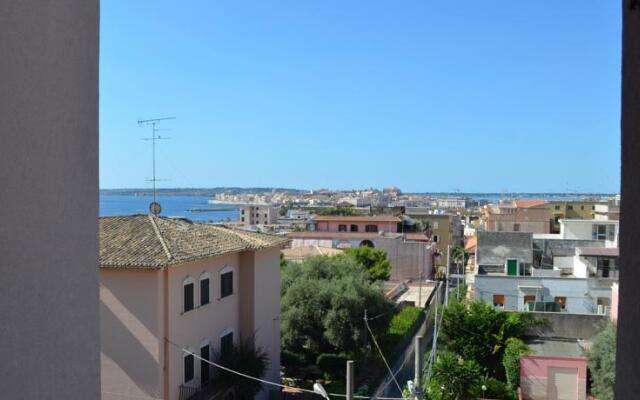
(138, 116), (175, 215)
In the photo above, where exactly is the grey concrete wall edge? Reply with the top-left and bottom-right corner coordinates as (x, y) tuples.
(616, 0), (640, 397)
(0, 0), (100, 398)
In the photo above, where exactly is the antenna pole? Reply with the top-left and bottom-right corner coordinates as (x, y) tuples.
(138, 116), (175, 214)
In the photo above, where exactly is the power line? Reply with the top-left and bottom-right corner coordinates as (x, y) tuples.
(166, 338), (404, 400)
(364, 319), (404, 395)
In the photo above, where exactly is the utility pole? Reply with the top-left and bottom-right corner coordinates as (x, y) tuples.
(445, 245), (450, 306)
(427, 281), (439, 381)
(418, 270), (423, 308)
(346, 360), (354, 400)
(414, 335), (423, 400)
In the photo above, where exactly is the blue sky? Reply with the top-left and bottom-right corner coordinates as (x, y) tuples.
(100, 1), (621, 193)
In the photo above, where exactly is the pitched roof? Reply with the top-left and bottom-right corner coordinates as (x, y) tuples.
(312, 215), (401, 223)
(514, 200), (548, 208)
(100, 215), (288, 269)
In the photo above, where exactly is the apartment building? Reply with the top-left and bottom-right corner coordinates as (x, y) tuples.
(474, 228), (618, 315)
(238, 204), (278, 226)
(547, 200), (602, 232)
(310, 215), (400, 233)
(484, 200), (551, 234)
(404, 208), (464, 266)
(99, 215), (287, 400)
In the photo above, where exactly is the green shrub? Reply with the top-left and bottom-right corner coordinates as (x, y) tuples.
(383, 306), (425, 355)
(281, 350), (306, 369)
(316, 353), (349, 378)
(502, 338), (532, 393)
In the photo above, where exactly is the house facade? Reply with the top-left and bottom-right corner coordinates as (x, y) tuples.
(238, 204), (278, 226)
(484, 200), (551, 234)
(99, 215), (287, 400)
(310, 215), (400, 234)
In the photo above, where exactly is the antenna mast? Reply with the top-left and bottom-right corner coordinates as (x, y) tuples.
(138, 116), (175, 214)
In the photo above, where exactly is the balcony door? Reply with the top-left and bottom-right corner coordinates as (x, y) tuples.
(201, 344), (210, 385)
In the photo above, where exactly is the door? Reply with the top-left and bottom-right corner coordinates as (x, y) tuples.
(548, 367), (579, 400)
(201, 345), (210, 385)
(507, 259), (518, 276)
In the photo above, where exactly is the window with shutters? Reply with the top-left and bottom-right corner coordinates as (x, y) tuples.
(184, 353), (194, 383)
(220, 331), (234, 361)
(555, 296), (567, 310)
(200, 273), (210, 306)
(221, 270), (233, 298)
(183, 277), (195, 313)
(200, 344), (210, 384)
(493, 294), (505, 309)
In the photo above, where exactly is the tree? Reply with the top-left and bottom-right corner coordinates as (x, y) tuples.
(280, 255), (393, 354)
(502, 338), (532, 393)
(439, 300), (538, 378)
(342, 246), (392, 282)
(424, 351), (483, 400)
(588, 322), (616, 400)
(316, 205), (359, 216)
(215, 337), (269, 400)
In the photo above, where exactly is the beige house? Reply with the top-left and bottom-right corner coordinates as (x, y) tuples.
(99, 215), (287, 400)
(484, 200), (551, 234)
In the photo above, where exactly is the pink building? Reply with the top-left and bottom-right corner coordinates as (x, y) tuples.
(311, 215), (400, 234)
(520, 339), (587, 400)
(99, 215), (287, 400)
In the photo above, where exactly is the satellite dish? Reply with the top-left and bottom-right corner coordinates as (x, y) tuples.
(149, 202), (162, 216)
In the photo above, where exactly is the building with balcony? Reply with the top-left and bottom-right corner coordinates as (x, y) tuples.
(99, 215), (287, 400)
(238, 204), (278, 226)
(310, 215), (401, 234)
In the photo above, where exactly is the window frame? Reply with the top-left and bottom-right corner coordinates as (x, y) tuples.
(493, 294), (505, 309)
(338, 224), (347, 232)
(183, 350), (195, 384)
(183, 276), (195, 313)
(365, 224), (378, 233)
(219, 328), (234, 362)
(220, 265), (234, 299)
(200, 272), (211, 307)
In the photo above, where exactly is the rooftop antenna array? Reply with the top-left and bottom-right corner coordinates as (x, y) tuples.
(138, 116), (175, 215)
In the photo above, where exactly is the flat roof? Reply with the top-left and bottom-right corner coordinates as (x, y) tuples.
(312, 215), (401, 222)
(526, 338), (584, 358)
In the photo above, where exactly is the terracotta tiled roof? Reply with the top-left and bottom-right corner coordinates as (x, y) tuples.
(514, 200), (548, 208)
(100, 215), (288, 269)
(312, 216), (401, 222)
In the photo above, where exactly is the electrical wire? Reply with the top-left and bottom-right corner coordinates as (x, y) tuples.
(166, 338), (405, 400)
(364, 319), (404, 395)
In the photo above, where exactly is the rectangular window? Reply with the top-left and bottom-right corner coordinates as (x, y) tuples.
(581, 205), (585, 210)
(350, 224), (358, 232)
(433, 221), (439, 229)
(555, 205), (560, 211)
(524, 295), (535, 305)
(554, 296), (567, 310)
(200, 345), (210, 384)
(221, 271), (233, 298)
(567, 205), (573, 211)
(184, 354), (194, 383)
(338, 224), (347, 232)
(200, 278), (210, 306)
(184, 282), (194, 313)
(241, 209), (245, 215)
(497, 222), (503, 231)
(241, 217), (245, 222)
(432, 235), (439, 243)
(593, 224), (608, 240)
(365, 224), (378, 233)
(493, 295), (505, 308)
(513, 223), (521, 232)
(220, 332), (234, 361)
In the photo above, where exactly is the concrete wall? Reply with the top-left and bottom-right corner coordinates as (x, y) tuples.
(251, 248), (282, 399)
(288, 236), (433, 281)
(525, 312), (608, 340)
(317, 220), (398, 233)
(101, 269), (164, 400)
(0, 1), (100, 398)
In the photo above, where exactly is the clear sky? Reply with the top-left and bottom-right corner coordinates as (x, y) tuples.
(100, 1), (621, 193)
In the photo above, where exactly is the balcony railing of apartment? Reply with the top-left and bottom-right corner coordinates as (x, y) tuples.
(179, 372), (233, 400)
